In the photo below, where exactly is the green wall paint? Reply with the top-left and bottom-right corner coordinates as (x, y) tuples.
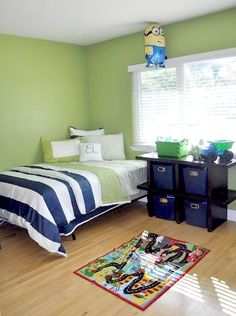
(164, 8), (236, 58)
(0, 34), (88, 171)
(87, 32), (144, 159)
(87, 8), (236, 159)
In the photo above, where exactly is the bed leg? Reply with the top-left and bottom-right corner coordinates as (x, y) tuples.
(71, 232), (76, 241)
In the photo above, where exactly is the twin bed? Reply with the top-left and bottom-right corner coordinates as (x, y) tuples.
(0, 159), (147, 256)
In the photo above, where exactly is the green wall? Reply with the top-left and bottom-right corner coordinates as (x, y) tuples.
(0, 34), (88, 171)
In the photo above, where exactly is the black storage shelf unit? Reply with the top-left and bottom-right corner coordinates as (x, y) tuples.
(137, 152), (236, 232)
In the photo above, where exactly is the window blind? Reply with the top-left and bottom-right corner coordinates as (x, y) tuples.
(130, 48), (236, 150)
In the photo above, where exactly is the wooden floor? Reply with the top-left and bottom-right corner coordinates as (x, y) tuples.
(1, 201), (236, 316)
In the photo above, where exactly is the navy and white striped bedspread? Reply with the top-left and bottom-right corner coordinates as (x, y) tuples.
(0, 165), (102, 256)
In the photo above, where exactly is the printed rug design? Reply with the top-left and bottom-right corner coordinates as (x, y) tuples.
(74, 231), (209, 310)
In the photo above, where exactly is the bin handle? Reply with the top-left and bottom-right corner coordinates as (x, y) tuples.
(190, 203), (200, 210)
(157, 167), (166, 172)
(189, 170), (199, 177)
(160, 198), (168, 203)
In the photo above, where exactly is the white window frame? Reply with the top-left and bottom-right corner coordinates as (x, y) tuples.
(129, 47), (236, 152)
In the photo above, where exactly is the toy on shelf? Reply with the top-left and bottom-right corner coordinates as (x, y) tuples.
(189, 145), (201, 161)
(199, 140), (234, 163)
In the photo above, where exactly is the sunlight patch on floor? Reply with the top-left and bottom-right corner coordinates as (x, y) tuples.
(211, 277), (236, 316)
(172, 273), (204, 302)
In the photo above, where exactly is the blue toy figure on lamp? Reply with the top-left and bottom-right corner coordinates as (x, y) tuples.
(144, 23), (166, 68)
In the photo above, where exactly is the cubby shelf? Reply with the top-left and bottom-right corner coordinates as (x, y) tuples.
(137, 152), (236, 232)
(138, 183), (236, 207)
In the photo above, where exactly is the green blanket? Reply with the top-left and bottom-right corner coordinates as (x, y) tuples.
(50, 162), (129, 205)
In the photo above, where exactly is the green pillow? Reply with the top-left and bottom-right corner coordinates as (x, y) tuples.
(40, 137), (80, 163)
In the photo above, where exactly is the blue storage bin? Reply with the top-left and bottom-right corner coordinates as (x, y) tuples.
(184, 200), (208, 228)
(153, 194), (175, 221)
(183, 166), (207, 196)
(151, 163), (175, 190)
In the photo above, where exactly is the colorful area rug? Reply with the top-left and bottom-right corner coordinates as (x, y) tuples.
(74, 231), (209, 310)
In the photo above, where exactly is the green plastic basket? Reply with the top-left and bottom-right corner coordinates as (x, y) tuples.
(156, 139), (189, 158)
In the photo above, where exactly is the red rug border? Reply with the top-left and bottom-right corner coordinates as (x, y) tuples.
(73, 231), (210, 311)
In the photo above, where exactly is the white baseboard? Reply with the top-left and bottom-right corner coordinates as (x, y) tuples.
(227, 209), (236, 222)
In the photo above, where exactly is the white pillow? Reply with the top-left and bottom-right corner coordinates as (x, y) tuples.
(69, 126), (105, 138)
(79, 143), (103, 162)
(82, 133), (126, 160)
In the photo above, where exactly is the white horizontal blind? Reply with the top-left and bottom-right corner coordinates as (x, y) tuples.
(131, 49), (236, 149)
(183, 57), (236, 142)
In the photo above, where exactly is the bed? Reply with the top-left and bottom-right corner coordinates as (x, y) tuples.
(0, 160), (147, 256)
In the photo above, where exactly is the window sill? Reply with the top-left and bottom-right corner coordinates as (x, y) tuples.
(130, 145), (156, 152)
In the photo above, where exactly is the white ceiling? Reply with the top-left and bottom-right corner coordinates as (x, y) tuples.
(0, 0), (236, 46)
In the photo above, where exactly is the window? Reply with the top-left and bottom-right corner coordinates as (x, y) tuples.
(129, 48), (236, 151)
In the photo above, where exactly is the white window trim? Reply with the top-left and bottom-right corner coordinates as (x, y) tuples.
(129, 46), (236, 152)
(128, 47), (236, 73)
